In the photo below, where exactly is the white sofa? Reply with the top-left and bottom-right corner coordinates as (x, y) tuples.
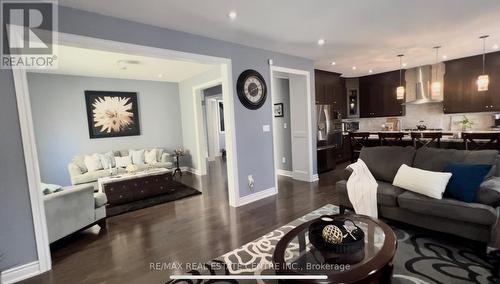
(68, 148), (174, 185)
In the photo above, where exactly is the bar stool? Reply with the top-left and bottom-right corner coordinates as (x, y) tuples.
(462, 132), (500, 151)
(349, 132), (370, 162)
(378, 132), (404, 146)
(411, 132), (442, 149)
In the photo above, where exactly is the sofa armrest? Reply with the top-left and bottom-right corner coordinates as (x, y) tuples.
(161, 152), (172, 163)
(44, 184), (95, 243)
(343, 167), (354, 181)
(68, 162), (82, 185)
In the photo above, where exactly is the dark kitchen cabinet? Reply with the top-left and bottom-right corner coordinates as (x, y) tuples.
(359, 70), (404, 118)
(444, 51), (500, 113)
(315, 69), (347, 118)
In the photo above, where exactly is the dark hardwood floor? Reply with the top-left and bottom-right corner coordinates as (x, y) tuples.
(23, 160), (347, 284)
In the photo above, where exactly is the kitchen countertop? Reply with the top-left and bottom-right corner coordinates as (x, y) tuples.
(343, 130), (500, 143)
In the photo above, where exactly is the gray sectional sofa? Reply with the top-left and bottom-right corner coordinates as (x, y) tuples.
(336, 146), (500, 247)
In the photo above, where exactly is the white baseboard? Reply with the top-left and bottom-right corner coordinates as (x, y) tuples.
(312, 174), (319, 181)
(276, 169), (293, 177)
(236, 187), (277, 207)
(180, 167), (202, 176)
(1, 261), (40, 284)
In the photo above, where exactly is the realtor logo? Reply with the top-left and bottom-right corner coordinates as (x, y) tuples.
(1, 0), (58, 69)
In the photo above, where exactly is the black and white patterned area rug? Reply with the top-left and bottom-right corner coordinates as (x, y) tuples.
(167, 204), (495, 284)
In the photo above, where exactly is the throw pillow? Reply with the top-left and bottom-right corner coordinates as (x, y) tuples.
(84, 154), (103, 172)
(115, 155), (132, 168)
(157, 148), (164, 162)
(476, 177), (500, 207)
(130, 149), (145, 165)
(393, 164), (452, 199)
(145, 149), (158, 164)
(99, 151), (116, 169)
(40, 182), (62, 195)
(444, 163), (493, 203)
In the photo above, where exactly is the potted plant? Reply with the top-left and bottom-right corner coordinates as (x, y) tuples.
(459, 115), (474, 131)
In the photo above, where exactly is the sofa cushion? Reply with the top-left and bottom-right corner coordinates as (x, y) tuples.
(72, 169), (112, 185)
(413, 148), (498, 172)
(444, 163), (492, 202)
(336, 180), (404, 207)
(393, 164), (452, 199)
(84, 154), (103, 172)
(72, 155), (88, 173)
(397, 191), (497, 225)
(94, 192), (108, 208)
(477, 177), (500, 207)
(359, 146), (416, 183)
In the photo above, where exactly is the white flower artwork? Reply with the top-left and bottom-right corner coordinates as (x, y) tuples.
(85, 91), (140, 138)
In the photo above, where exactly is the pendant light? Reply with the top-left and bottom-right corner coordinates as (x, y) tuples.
(396, 54), (405, 100)
(431, 46), (442, 96)
(477, 35), (490, 92)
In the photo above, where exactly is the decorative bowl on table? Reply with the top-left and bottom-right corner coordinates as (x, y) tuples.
(308, 215), (365, 264)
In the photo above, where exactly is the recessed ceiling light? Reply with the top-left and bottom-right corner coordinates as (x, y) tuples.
(317, 39), (326, 46)
(330, 61), (336, 66)
(493, 44), (499, 50)
(442, 55), (448, 59)
(158, 74), (163, 78)
(352, 66), (357, 70)
(228, 11), (237, 20)
(369, 69), (373, 74)
(402, 63), (407, 67)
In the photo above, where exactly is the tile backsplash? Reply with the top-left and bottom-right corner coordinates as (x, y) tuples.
(343, 103), (497, 131)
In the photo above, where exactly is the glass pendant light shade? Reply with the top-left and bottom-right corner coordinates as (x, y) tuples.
(431, 46), (442, 97)
(478, 35), (490, 92)
(477, 75), (489, 92)
(396, 54), (405, 100)
(396, 86), (405, 99)
(431, 81), (442, 95)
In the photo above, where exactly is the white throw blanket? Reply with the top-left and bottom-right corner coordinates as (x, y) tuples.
(346, 159), (378, 218)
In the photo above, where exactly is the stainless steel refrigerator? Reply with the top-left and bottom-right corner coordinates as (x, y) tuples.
(316, 105), (342, 173)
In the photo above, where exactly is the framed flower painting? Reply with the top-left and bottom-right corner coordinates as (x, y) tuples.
(84, 91), (140, 139)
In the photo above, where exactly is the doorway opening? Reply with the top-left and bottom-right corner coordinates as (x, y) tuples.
(270, 66), (315, 189)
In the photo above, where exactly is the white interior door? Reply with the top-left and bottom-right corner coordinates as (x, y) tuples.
(289, 73), (312, 181)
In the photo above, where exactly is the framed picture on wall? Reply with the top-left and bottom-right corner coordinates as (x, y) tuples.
(218, 100), (225, 133)
(274, 103), (284, 117)
(84, 90), (140, 139)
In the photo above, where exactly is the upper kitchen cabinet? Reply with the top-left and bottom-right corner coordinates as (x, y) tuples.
(444, 51), (500, 114)
(315, 69), (347, 118)
(359, 70), (405, 118)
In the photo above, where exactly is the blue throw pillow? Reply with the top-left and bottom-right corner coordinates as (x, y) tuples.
(444, 163), (492, 203)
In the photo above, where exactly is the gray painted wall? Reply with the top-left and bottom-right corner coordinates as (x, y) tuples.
(27, 73), (184, 186)
(272, 78), (293, 171)
(0, 5), (315, 269)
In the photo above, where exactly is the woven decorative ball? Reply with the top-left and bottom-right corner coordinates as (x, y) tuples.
(322, 224), (344, 244)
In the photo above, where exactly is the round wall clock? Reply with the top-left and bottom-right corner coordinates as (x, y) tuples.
(236, 69), (267, 110)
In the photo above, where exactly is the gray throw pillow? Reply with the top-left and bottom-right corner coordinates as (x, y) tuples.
(477, 177), (500, 207)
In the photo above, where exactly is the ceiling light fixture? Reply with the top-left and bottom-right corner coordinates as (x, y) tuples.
(352, 66), (357, 70)
(402, 63), (407, 67)
(317, 39), (326, 46)
(396, 54), (405, 100)
(431, 46), (442, 96)
(442, 55), (447, 60)
(477, 35), (490, 92)
(369, 69), (373, 74)
(158, 74), (163, 78)
(228, 11), (237, 20)
(331, 61), (336, 66)
(493, 44), (499, 50)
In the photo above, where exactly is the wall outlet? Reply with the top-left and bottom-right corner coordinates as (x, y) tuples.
(262, 125), (270, 132)
(248, 175), (255, 190)
(283, 123), (287, 129)
(282, 157), (286, 164)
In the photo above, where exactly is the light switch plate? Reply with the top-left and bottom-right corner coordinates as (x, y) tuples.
(262, 125), (270, 132)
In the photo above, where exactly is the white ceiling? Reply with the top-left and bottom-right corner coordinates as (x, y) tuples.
(29, 45), (216, 82)
(60, 0), (500, 77)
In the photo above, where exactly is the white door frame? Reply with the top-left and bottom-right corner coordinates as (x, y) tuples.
(6, 29), (240, 282)
(269, 65), (315, 189)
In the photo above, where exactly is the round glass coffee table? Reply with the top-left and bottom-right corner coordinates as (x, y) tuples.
(273, 214), (396, 283)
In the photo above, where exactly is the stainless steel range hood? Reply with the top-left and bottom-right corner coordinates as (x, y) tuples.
(403, 64), (444, 105)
